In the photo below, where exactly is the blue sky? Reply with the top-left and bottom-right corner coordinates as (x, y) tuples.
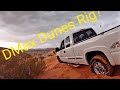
(0, 11), (119, 49)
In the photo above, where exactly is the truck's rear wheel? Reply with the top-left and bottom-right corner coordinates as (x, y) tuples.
(90, 54), (114, 76)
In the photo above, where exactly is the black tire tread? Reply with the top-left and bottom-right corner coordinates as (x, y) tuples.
(90, 54), (114, 76)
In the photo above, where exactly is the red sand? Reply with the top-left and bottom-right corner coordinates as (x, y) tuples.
(38, 55), (120, 79)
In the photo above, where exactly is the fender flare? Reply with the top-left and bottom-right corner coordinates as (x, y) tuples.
(83, 46), (115, 66)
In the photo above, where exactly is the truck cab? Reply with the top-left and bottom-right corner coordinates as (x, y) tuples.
(56, 28), (97, 64)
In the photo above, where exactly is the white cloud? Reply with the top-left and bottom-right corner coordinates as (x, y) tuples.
(0, 40), (19, 49)
(0, 11), (120, 49)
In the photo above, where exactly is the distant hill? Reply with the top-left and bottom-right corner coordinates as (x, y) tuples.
(0, 47), (55, 56)
(26, 48), (55, 54)
(0, 47), (9, 55)
(32, 48), (55, 51)
(28, 48), (55, 52)
(0, 47), (8, 50)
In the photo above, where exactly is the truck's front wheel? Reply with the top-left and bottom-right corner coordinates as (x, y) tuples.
(90, 54), (114, 76)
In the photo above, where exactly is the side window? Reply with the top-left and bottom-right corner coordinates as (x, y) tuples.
(65, 36), (70, 48)
(60, 40), (65, 50)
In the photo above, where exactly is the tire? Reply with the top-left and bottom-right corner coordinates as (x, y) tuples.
(90, 54), (114, 76)
(57, 56), (62, 63)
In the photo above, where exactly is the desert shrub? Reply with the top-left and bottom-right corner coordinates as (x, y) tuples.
(0, 53), (46, 79)
(53, 50), (56, 54)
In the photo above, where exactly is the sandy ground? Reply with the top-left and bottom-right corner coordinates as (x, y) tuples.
(38, 55), (120, 79)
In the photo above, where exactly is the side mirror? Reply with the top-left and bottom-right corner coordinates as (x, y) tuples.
(56, 47), (60, 52)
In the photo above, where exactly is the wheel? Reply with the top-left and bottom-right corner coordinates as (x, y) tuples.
(57, 56), (63, 63)
(90, 54), (114, 76)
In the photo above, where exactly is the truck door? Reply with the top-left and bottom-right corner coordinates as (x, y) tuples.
(64, 36), (78, 64)
(72, 28), (97, 64)
(59, 40), (68, 63)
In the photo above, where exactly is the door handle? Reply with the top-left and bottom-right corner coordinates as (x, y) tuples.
(64, 51), (66, 53)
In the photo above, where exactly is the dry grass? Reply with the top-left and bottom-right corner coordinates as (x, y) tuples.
(0, 52), (46, 79)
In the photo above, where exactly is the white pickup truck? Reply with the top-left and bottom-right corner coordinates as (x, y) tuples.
(56, 25), (120, 76)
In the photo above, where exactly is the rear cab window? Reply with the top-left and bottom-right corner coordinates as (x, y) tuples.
(73, 28), (97, 44)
